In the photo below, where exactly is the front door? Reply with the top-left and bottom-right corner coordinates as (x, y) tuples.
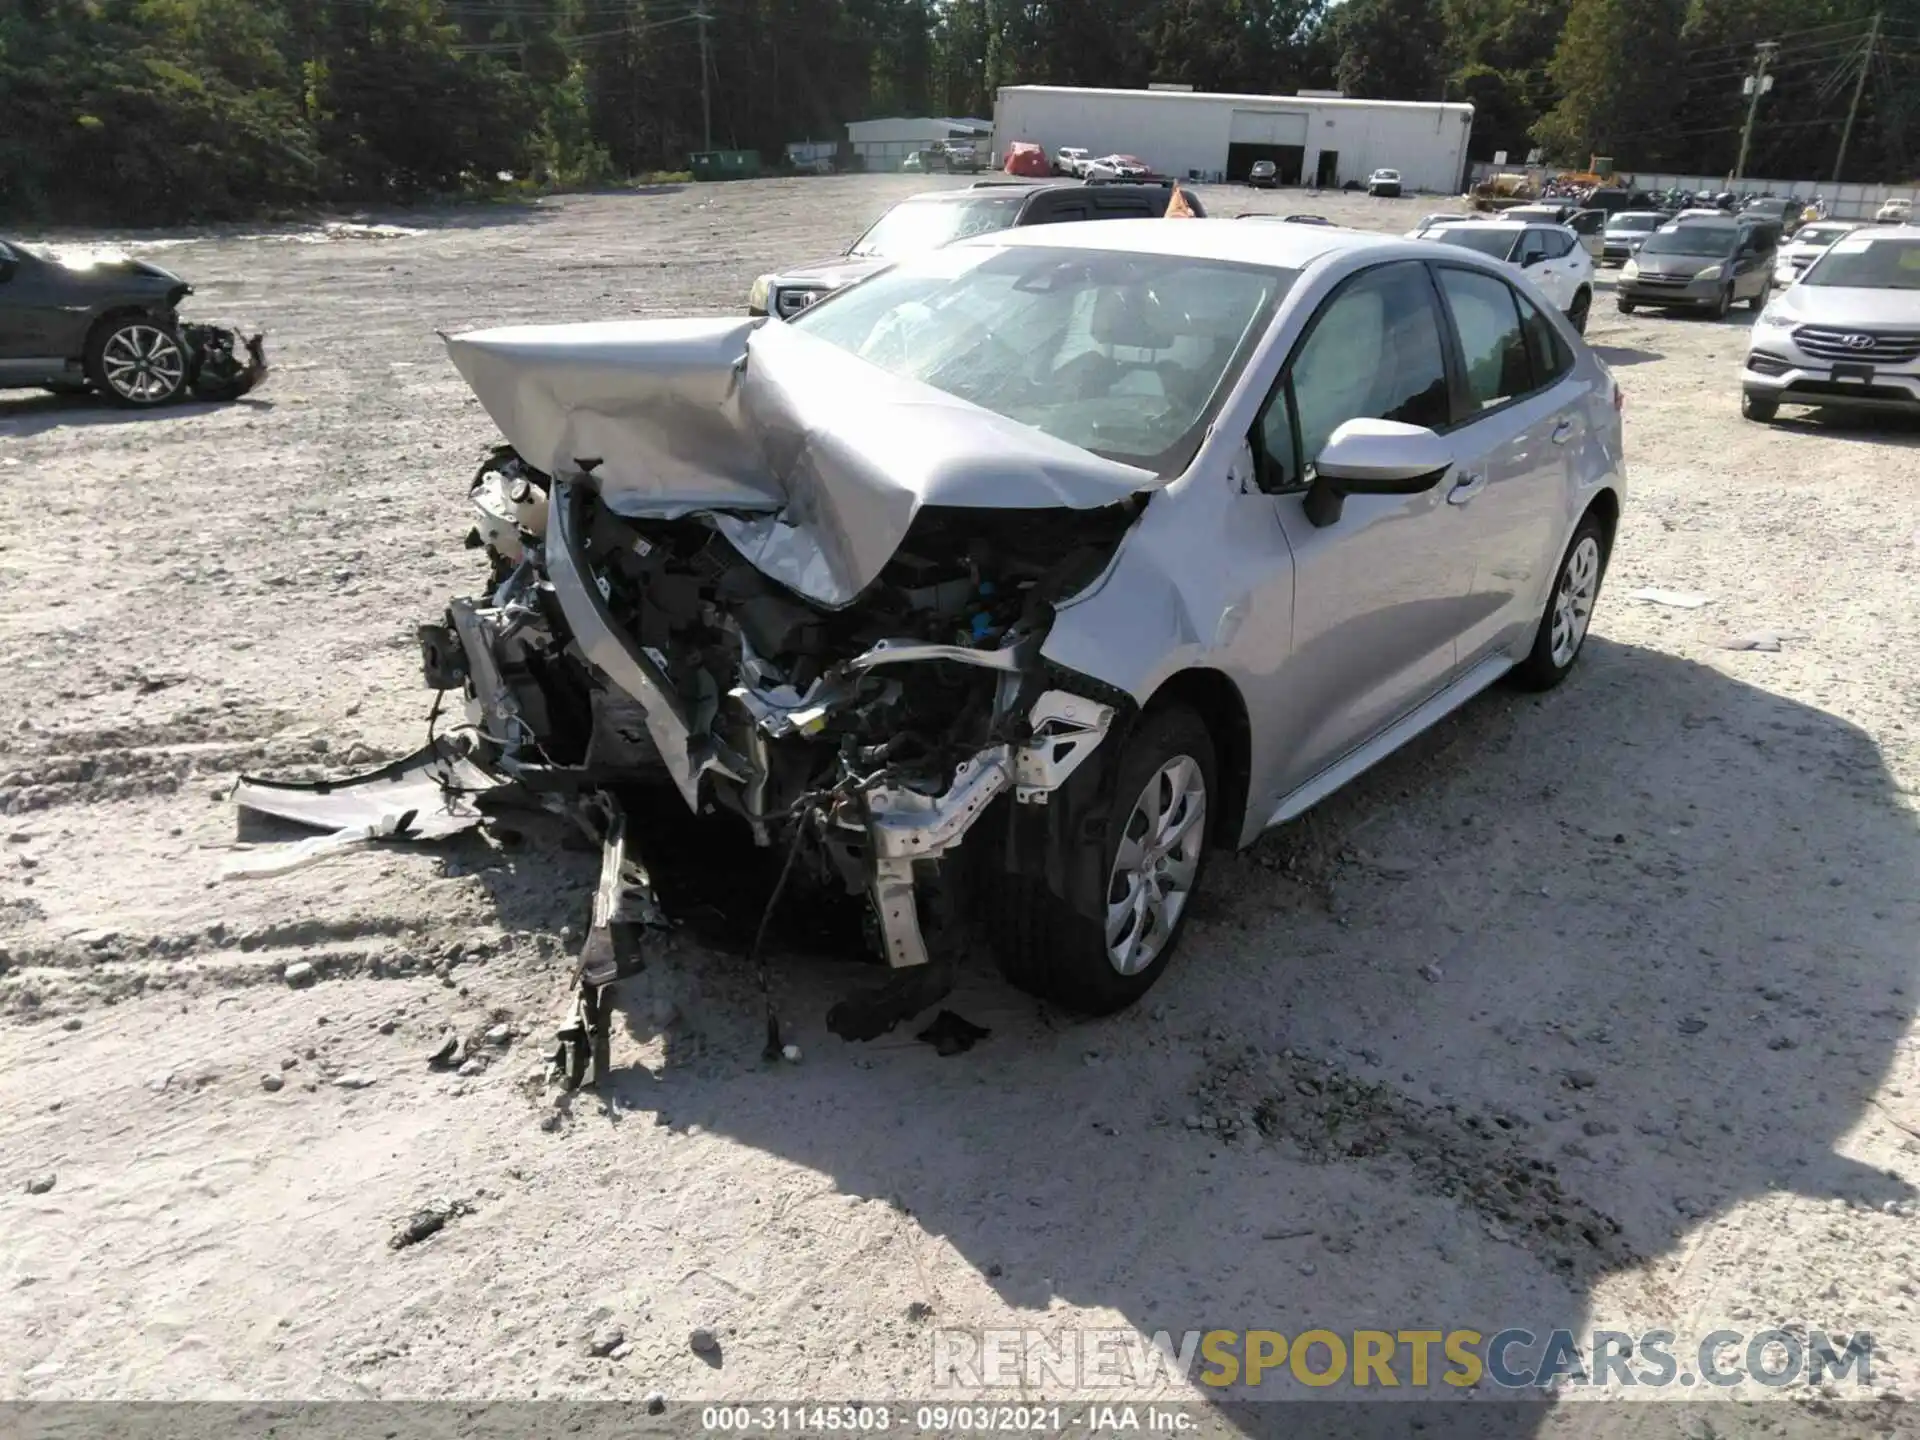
(1247, 260), (1480, 804)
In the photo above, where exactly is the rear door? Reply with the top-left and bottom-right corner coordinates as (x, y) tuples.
(1566, 210), (1606, 259)
(1429, 265), (1583, 664)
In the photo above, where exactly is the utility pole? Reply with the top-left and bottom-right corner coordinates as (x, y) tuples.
(1733, 40), (1777, 183)
(696, 6), (713, 153)
(1833, 12), (1880, 184)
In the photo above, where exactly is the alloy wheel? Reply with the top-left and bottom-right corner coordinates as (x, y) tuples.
(100, 325), (185, 404)
(1105, 754), (1208, 976)
(1550, 536), (1602, 668)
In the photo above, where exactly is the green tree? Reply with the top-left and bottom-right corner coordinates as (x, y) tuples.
(1533, 0), (1685, 162)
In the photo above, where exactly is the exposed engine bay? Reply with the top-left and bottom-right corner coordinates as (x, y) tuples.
(415, 443), (1138, 1080)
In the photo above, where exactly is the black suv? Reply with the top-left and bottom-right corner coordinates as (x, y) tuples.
(747, 180), (1205, 319)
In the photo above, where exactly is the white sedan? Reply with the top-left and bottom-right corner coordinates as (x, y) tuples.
(1413, 220), (1597, 332)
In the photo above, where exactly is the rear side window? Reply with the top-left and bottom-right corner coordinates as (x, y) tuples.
(1517, 290), (1573, 388)
(1435, 267), (1531, 412)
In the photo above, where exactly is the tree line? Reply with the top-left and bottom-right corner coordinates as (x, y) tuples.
(1, 0), (1913, 224)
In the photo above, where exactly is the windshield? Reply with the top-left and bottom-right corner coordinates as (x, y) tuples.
(1640, 227), (1738, 259)
(850, 195), (1024, 260)
(1795, 224), (1855, 248)
(1802, 237), (1920, 290)
(1607, 214), (1662, 233)
(1430, 227), (1517, 260)
(789, 244), (1292, 474)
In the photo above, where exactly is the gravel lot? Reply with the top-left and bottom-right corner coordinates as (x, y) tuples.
(2, 176), (1918, 1424)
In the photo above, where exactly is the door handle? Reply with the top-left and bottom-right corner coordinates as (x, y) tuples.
(1551, 419), (1576, 445)
(1446, 470), (1487, 505)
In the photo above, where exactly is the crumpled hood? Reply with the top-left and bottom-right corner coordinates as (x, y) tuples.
(443, 317), (1158, 608)
(44, 251), (187, 293)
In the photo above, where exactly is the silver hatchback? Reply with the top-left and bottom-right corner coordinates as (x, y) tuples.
(421, 220), (1627, 1053)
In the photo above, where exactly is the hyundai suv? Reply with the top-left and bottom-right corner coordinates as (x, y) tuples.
(1742, 227), (1920, 421)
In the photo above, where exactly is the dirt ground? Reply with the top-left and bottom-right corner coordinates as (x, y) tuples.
(2, 176), (1918, 1426)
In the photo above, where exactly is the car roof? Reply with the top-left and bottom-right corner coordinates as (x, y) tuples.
(971, 215), (1398, 270)
(1428, 219), (1534, 232)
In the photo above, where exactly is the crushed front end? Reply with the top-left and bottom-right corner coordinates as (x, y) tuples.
(427, 442), (1135, 1079)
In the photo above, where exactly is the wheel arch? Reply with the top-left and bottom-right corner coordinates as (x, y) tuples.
(82, 303), (177, 359)
(1581, 485), (1621, 563)
(1142, 667), (1252, 851)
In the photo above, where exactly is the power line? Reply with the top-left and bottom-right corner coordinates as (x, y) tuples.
(1832, 12), (1879, 180)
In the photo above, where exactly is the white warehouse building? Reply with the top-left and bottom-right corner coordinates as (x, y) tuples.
(992, 86), (1474, 194)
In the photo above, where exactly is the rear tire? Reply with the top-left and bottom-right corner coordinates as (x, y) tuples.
(988, 703), (1216, 1015)
(1510, 513), (1609, 692)
(1567, 288), (1591, 335)
(1741, 391), (1779, 423)
(85, 315), (187, 407)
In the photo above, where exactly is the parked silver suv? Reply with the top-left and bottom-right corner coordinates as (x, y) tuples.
(1742, 227), (1920, 421)
(427, 221), (1627, 1049)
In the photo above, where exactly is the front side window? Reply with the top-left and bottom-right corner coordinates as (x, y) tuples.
(1256, 261), (1451, 491)
(791, 244), (1293, 474)
(1435, 267), (1531, 412)
(1517, 289), (1573, 389)
(1517, 230), (1552, 266)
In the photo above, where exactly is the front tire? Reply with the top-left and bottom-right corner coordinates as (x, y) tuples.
(989, 703), (1216, 1014)
(86, 316), (187, 407)
(1742, 391), (1779, 423)
(1616, 297), (1636, 314)
(1510, 514), (1609, 691)
(1709, 284), (1733, 320)
(1747, 282), (1768, 312)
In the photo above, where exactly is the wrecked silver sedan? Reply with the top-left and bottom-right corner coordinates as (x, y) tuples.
(399, 220), (1624, 1079)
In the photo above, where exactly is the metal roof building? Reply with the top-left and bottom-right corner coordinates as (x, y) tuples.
(992, 86), (1474, 193)
(844, 116), (993, 171)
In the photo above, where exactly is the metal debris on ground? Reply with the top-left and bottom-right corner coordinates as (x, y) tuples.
(915, 1009), (991, 1057)
(390, 1195), (474, 1250)
(1628, 587), (1712, 609)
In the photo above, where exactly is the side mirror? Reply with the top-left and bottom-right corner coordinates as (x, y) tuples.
(1304, 419), (1455, 527)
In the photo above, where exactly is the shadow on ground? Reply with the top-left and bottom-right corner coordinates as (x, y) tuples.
(0, 393), (271, 439)
(456, 637), (1916, 1434)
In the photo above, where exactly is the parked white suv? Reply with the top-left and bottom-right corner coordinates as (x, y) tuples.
(1742, 227), (1920, 422)
(1055, 147), (1091, 177)
(1418, 220), (1596, 332)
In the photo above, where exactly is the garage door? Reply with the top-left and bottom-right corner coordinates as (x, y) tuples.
(1230, 110), (1309, 146)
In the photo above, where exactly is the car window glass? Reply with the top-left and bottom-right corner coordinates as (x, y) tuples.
(1095, 199), (1154, 217)
(1517, 231), (1549, 265)
(1272, 262), (1451, 484)
(1435, 267), (1532, 412)
(1545, 231), (1574, 259)
(1039, 204), (1089, 224)
(794, 245), (1292, 474)
(1516, 289), (1572, 389)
